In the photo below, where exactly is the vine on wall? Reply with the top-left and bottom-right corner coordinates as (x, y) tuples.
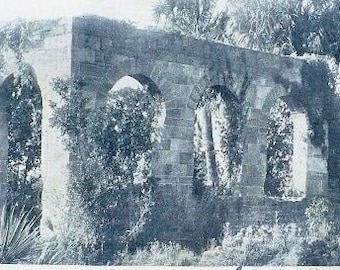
(265, 99), (294, 198)
(193, 87), (244, 195)
(274, 59), (340, 189)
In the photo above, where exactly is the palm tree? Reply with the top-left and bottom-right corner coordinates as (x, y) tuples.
(153, 0), (230, 42)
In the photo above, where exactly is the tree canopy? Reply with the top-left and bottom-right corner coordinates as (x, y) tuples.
(153, 0), (230, 42)
(153, 0), (340, 61)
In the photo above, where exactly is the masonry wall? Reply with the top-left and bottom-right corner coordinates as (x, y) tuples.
(67, 16), (333, 243)
(70, 16), (308, 193)
(0, 16), (332, 243)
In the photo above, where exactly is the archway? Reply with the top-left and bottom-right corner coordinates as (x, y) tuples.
(109, 74), (166, 141)
(193, 85), (241, 195)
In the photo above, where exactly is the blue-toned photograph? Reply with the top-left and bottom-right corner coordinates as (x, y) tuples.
(0, 0), (339, 267)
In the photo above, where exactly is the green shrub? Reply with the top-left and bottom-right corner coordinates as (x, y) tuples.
(201, 223), (303, 266)
(297, 197), (340, 266)
(117, 241), (198, 266)
(298, 239), (332, 266)
(0, 205), (40, 264)
(50, 78), (162, 263)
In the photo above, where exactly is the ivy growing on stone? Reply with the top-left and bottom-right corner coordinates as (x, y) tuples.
(274, 59), (340, 190)
(265, 99), (293, 198)
(193, 86), (245, 196)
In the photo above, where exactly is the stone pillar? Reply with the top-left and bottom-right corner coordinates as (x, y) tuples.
(238, 108), (267, 196)
(150, 103), (196, 244)
(22, 18), (73, 237)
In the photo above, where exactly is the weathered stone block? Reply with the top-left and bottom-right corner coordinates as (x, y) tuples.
(179, 177), (193, 185)
(166, 109), (182, 119)
(186, 164), (194, 177)
(73, 48), (96, 63)
(158, 150), (179, 164)
(171, 164), (188, 177)
(167, 127), (194, 142)
(163, 164), (173, 176)
(78, 62), (106, 77)
(170, 139), (193, 152)
(179, 152), (193, 164)
(164, 118), (194, 127)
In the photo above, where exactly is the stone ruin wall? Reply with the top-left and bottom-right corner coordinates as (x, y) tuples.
(0, 16), (331, 238)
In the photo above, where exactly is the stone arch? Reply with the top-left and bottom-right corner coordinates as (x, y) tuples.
(193, 84), (241, 195)
(0, 70), (42, 207)
(110, 74), (161, 96)
(109, 74), (166, 177)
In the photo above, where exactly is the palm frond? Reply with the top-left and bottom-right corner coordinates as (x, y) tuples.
(0, 205), (40, 264)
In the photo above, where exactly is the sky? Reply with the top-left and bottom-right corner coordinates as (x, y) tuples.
(0, 0), (228, 28)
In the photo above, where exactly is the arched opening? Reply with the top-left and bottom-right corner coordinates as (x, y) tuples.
(265, 97), (307, 200)
(109, 75), (166, 137)
(0, 70), (42, 213)
(193, 86), (241, 195)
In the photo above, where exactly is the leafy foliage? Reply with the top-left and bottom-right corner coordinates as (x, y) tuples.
(299, 197), (340, 266)
(5, 69), (42, 216)
(229, 0), (340, 60)
(193, 86), (246, 195)
(265, 99), (294, 197)
(0, 20), (43, 220)
(36, 238), (69, 265)
(275, 59), (340, 187)
(220, 223), (303, 266)
(305, 197), (335, 240)
(199, 222), (303, 266)
(50, 78), (162, 264)
(153, 0), (230, 42)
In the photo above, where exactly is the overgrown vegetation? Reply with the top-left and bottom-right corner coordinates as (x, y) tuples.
(265, 99), (294, 198)
(274, 59), (340, 189)
(4, 71), (41, 217)
(0, 21), (42, 220)
(193, 76), (248, 196)
(153, 0), (230, 42)
(50, 78), (163, 264)
(0, 8), (340, 267)
(112, 197), (340, 266)
(117, 240), (198, 266)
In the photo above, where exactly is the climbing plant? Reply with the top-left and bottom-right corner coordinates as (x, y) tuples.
(274, 59), (340, 189)
(265, 99), (293, 198)
(193, 87), (244, 195)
